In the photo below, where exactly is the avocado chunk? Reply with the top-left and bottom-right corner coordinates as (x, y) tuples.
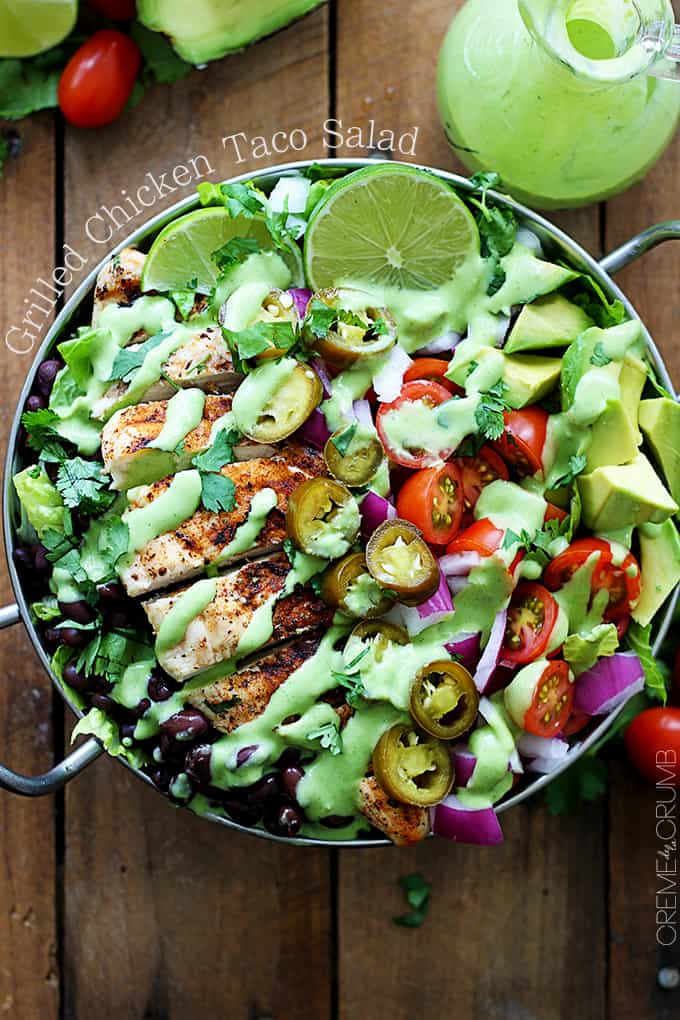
(504, 294), (592, 354)
(489, 248), (579, 314)
(639, 397), (680, 505)
(632, 519), (680, 627)
(138, 0), (325, 63)
(578, 452), (679, 532)
(619, 355), (647, 439)
(586, 399), (639, 471)
(501, 353), (562, 409)
(560, 320), (641, 409)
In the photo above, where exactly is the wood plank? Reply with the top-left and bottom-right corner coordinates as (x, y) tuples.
(61, 15), (333, 1018)
(0, 113), (59, 1020)
(335, 4), (608, 1017)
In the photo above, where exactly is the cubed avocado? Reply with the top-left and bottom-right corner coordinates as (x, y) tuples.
(138, 0), (325, 63)
(502, 354), (562, 409)
(639, 397), (680, 505)
(586, 399), (639, 471)
(619, 355), (647, 439)
(578, 452), (679, 532)
(632, 519), (680, 627)
(489, 248), (578, 314)
(560, 320), (641, 409)
(504, 294), (592, 354)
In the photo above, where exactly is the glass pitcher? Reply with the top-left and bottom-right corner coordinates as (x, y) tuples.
(437, 0), (680, 209)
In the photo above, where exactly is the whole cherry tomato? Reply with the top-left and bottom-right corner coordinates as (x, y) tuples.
(88, 0), (137, 17)
(625, 708), (680, 786)
(58, 30), (141, 129)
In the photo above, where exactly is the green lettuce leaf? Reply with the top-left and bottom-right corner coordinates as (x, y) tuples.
(13, 466), (65, 538)
(563, 623), (619, 677)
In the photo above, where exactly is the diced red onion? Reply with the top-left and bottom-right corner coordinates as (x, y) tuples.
(415, 331), (463, 355)
(269, 177), (311, 214)
(473, 610), (507, 693)
(515, 227), (543, 256)
(451, 746), (477, 787)
(352, 398), (374, 427)
(236, 745), (258, 768)
(296, 408), (331, 449)
(309, 356), (332, 397)
(518, 733), (570, 761)
(287, 287), (312, 319)
(433, 794), (504, 846)
(439, 551), (481, 576)
(373, 345), (413, 403)
(445, 632), (481, 671)
(446, 576), (469, 597)
(359, 491), (396, 538)
(573, 652), (645, 716)
(416, 572), (453, 619)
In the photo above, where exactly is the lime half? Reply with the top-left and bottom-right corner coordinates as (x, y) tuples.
(141, 207), (303, 295)
(304, 164), (480, 291)
(0, 0), (77, 58)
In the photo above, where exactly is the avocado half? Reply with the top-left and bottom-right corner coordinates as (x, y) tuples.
(138, 0), (326, 63)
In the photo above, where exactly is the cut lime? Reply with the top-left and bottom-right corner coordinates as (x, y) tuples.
(0, 0), (77, 58)
(304, 164), (480, 292)
(141, 207), (303, 296)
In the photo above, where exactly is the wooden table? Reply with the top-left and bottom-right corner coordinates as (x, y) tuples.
(1, 2), (680, 1016)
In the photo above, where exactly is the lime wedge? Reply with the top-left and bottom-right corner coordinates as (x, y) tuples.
(0, 0), (77, 58)
(304, 164), (480, 291)
(141, 207), (303, 295)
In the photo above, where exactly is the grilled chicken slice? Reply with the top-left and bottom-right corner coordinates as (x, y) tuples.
(358, 776), (430, 846)
(101, 394), (275, 490)
(120, 442), (323, 597)
(92, 247), (146, 324)
(91, 324), (242, 421)
(189, 634), (324, 733)
(144, 553), (332, 682)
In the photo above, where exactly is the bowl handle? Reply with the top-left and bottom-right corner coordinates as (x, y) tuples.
(0, 603), (104, 797)
(600, 221), (680, 275)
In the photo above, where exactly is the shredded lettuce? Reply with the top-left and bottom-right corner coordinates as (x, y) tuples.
(563, 623), (619, 676)
(71, 708), (147, 768)
(624, 621), (668, 704)
(13, 466), (65, 538)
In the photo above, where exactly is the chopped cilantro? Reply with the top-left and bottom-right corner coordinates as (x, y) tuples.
(223, 321), (297, 362)
(307, 720), (343, 756)
(330, 422), (357, 458)
(487, 263), (506, 296)
(212, 236), (261, 274)
(310, 575), (323, 597)
(192, 428), (241, 473)
(474, 381), (508, 441)
(170, 288), (196, 321)
(199, 473), (236, 513)
(552, 453), (587, 490)
(283, 538), (297, 566)
(107, 331), (171, 383)
(20, 407), (60, 449)
(199, 181), (264, 217)
(371, 317), (390, 337)
(332, 648), (369, 708)
(393, 872), (432, 928)
(56, 458), (115, 515)
(570, 275), (627, 329)
(303, 299), (339, 339)
(38, 438), (70, 465)
(205, 696), (241, 714)
(590, 341), (612, 367)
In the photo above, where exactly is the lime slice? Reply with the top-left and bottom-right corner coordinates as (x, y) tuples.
(141, 207), (303, 295)
(304, 164), (479, 291)
(0, 0), (77, 58)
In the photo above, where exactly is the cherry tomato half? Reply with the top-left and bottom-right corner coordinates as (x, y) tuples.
(624, 708), (680, 786)
(523, 660), (574, 737)
(396, 462), (464, 545)
(491, 407), (548, 477)
(58, 30), (141, 129)
(446, 518), (524, 576)
(543, 538), (641, 622)
(403, 358), (462, 396)
(88, 0), (137, 18)
(455, 445), (509, 512)
(502, 582), (559, 665)
(376, 380), (453, 469)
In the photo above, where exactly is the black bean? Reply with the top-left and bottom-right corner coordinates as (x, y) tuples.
(263, 801), (304, 838)
(25, 394), (47, 413)
(13, 547), (34, 572)
(149, 765), (172, 793)
(90, 674), (112, 694)
(184, 744), (212, 787)
(223, 794), (262, 828)
(98, 582), (126, 606)
(104, 609), (129, 630)
(275, 747), (302, 769)
(63, 662), (91, 693)
(42, 627), (62, 652)
(120, 721), (136, 744)
(320, 815), (355, 829)
(148, 672), (174, 702)
(91, 693), (117, 714)
(279, 765), (304, 800)
(58, 627), (88, 649)
(36, 359), (62, 398)
(33, 545), (51, 575)
(158, 733), (184, 761)
(58, 600), (95, 626)
(248, 773), (279, 806)
(160, 709), (209, 742)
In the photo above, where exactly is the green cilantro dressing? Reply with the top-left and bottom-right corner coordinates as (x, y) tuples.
(466, 697), (517, 802)
(343, 572), (386, 618)
(322, 356), (388, 432)
(222, 281), (275, 331)
(306, 497), (361, 559)
(155, 578), (217, 657)
(212, 251), (293, 310)
(122, 470), (203, 556)
(207, 488), (278, 573)
(475, 479), (547, 536)
(232, 357), (298, 434)
(148, 388), (205, 453)
(379, 393), (481, 463)
(345, 628), (454, 711)
(552, 553), (609, 634)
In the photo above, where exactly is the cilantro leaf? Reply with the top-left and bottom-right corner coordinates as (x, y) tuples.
(130, 23), (192, 84)
(283, 538), (297, 565)
(170, 288), (196, 321)
(332, 649), (369, 708)
(590, 341), (612, 367)
(303, 299), (339, 339)
(330, 423), (357, 458)
(310, 575), (323, 597)
(307, 720), (343, 756)
(198, 181), (265, 218)
(553, 453), (587, 490)
(469, 171), (502, 196)
(212, 236), (261, 274)
(624, 621), (668, 704)
(56, 459), (116, 515)
(38, 438), (71, 465)
(107, 332), (171, 383)
(544, 754), (608, 816)
(487, 263), (506, 296)
(21, 407), (60, 449)
(204, 696), (241, 714)
(192, 428), (241, 473)
(569, 274), (626, 329)
(393, 873), (432, 928)
(646, 373), (675, 401)
(0, 58), (60, 120)
(199, 473), (236, 513)
(223, 321), (297, 362)
(371, 317), (390, 337)
(474, 381), (508, 441)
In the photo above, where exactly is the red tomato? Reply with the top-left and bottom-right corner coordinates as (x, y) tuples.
(491, 407), (548, 477)
(544, 502), (568, 524)
(446, 517), (524, 575)
(376, 380), (453, 469)
(403, 358), (462, 396)
(396, 462), (464, 545)
(544, 538), (641, 622)
(561, 710), (592, 737)
(88, 0), (137, 17)
(455, 446), (509, 511)
(502, 582), (559, 665)
(625, 708), (680, 786)
(523, 660), (574, 737)
(58, 30), (141, 129)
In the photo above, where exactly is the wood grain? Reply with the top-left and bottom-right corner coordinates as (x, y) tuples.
(0, 113), (59, 1020)
(61, 14), (333, 1019)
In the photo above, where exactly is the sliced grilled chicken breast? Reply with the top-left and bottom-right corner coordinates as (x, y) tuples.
(120, 442), (323, 597)
(101, 394), (275, 490)
(144, 553), (331, 682)
(92, 247), (146, 325)
(358, 776), (431, 846)
(189, 634), (324, 733)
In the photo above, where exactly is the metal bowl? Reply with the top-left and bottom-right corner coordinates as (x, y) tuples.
(1, 157), (678, 846)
